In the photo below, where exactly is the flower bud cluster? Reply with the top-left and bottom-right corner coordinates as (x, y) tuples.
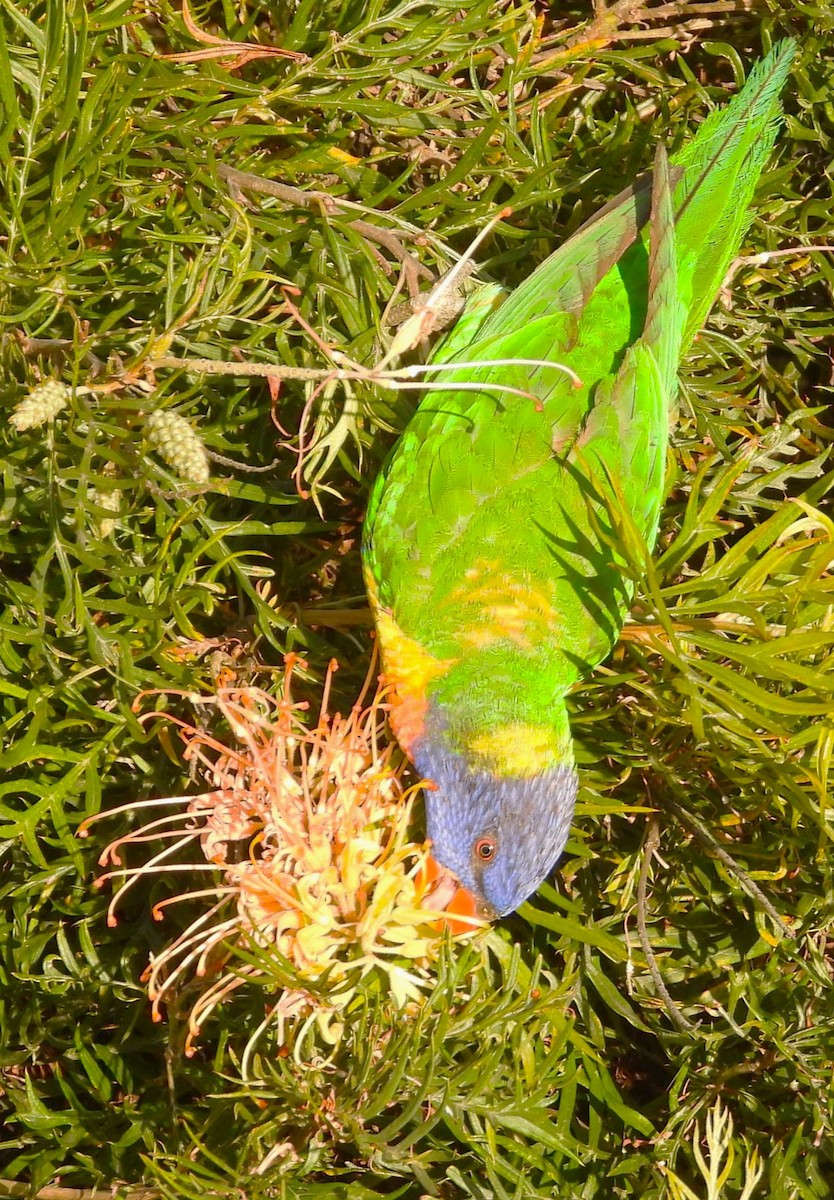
(146, 409), (210, 483)
(9, 381), (69, 431)
(90, 487), (121, 538)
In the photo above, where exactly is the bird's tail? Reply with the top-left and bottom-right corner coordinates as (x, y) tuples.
(672, 39), (796, 352)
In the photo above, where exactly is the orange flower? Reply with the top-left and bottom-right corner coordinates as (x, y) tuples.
(80, 655), (483, 1057)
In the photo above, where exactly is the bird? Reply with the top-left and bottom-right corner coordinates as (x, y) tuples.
(362, 42), (796, 920)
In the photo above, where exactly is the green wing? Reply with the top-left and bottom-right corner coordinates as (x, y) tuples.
(367, 147), (679, 698)
(363, 42), (794, 734)
(462, 40), (795, 360)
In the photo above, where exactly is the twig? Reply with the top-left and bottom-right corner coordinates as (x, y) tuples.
(148, 355), (582, 400)
(208, 451), (281, 473)
(382, 205), (510, 361)
(14, 333), (104, 374)
(620, 616), (790, 641)
(288, 605), (373, 628)
(0, 1183), (157, 1200)
(668, 799), (795, 940)
(636, 813), (697, 1034)
(216, 164), (434, 296)
(720, 245), (834, 305)
(534, 0), (751, 64)
(150, 356), (333, 381)
(165, 0), (307, 67)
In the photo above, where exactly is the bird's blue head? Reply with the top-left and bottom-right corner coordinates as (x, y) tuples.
(412, 733), (578, 918)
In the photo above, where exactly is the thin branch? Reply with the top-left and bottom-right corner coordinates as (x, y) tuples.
(14, 333), (104, 373)
(148, 354), (583, 406)
(216, 163), (416, 224)
(534, 0), (753, 65)
(636, 813), (697, 1034)
(166, 0), (307, 66)
(208, 451), (281, 473)
(668, 799), (795, 940)
(0, 1183), (157, 1200)
(205, 353), (572, 389)
(381, 205), (510, 361)
(150, 356), (337, 381)
(216, 164), (434, 292)
(721, 244), (834, 304)
(288, 605), (373, 628)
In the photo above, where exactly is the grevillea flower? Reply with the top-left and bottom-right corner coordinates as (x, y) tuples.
(145, 408), (210, 483)
(89, 486), (121, 538)
(80, 655), (478, 1057)
(9, 380), (69, 430)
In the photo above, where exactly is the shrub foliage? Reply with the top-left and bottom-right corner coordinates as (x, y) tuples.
(1, 1), (833, 1197)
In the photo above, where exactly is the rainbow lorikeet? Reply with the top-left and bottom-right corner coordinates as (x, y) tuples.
(362, 43), (795, 919)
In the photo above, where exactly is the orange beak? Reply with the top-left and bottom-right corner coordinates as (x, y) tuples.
(418, 854), (494, 934)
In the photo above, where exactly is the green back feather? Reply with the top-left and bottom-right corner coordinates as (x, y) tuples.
(364, 42), (795, 761)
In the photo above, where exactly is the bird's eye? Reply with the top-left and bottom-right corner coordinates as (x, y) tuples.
(474, 837), (497, 863)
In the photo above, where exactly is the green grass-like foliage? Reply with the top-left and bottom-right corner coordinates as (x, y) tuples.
(1, 1), (833, 1196)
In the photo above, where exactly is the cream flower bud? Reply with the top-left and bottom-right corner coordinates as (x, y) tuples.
(146, 409), (210, 483)
(90, 488), (121, 538)
(9, 381), (69, 431)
